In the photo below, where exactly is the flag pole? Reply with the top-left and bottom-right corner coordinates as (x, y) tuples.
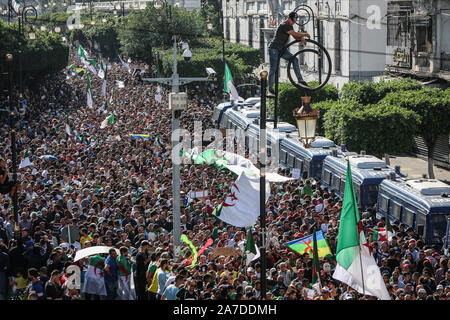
(348, 160), (366, 298)
(259, 70), (268, 300)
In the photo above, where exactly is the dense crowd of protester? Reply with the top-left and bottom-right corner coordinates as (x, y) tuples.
(0, 47), (448, 301)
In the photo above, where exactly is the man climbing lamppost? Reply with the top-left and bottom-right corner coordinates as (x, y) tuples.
(268, 11), (310, 95)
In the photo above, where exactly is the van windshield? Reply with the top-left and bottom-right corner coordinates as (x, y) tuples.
(431, 214), (449, 244)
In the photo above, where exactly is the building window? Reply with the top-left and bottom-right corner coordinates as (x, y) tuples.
(226, 18), (230, 41)
(249, 17), (253, 48)
(259, 17), (265, 63)
(236, 17), (240, 43)
(334, 21), (341, 72)
(335, 0), (341, 13)
(387, 15), (408, 47)
(415, 24), (433, 53)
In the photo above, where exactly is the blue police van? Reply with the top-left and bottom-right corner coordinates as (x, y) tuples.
(280, 133), (340, 180)
(321, 153), (398, 209)
(377, 177), (450, 245)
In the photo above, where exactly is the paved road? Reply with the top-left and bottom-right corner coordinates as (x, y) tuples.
(385, 154), (450, 184)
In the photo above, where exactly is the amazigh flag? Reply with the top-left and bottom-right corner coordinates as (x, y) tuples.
(224, 62), (244, 103)
(86, 74), (93, 108)
(245, 228), (260, 266)
(66, 64), (75, 70)
(74, 68), (86, 77)
(332, 161), (390, 300)
(284, 230), (332, 258)
(129, 134), (151, 140)
(81, 254), (106, 296)
(212, 171), (270, 228)
(100, 114), (115, 129)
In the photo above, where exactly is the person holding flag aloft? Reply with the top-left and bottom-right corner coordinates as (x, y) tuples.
(116, 246), (135, 300)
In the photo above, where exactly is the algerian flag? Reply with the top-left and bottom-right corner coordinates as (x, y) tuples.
(118, 54), (131, 73)
(12, 0), (21, 12)
(84, 59), (97, 76)
(81, 255), (106, 296)
(102, 66), (107, 97)
(368, 227), (393, 244)
(19, 157), (33, 169)
(212, 171), (270, 228)
(245, 228), (260, 265)
(385, 211), (394, 242)
(312, 229), (322, 294)
(115, 80), (125, 88)
(86, 74), (93, 108)
(224, 62), (244, 103)
(78, 45), (87, 62)
(65, 123), (71, 136)
(100, 114), (115, 129)
(332, 161), (391, 300)
(98, 61), (105, 79)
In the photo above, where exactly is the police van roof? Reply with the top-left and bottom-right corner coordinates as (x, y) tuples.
(405, 179), (450, 196)
(347, 155), (387, 169)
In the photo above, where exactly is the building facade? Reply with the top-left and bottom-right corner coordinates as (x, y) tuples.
(222, 0), (388, 89)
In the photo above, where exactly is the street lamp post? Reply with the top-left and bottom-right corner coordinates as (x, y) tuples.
(5, 54), (20, 238)
(142, 35), (215, 262)
(293, 96), (319, 148)
(259, 70), (268, 300)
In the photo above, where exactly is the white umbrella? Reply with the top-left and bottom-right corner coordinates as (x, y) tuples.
(74, 246), (119, 262)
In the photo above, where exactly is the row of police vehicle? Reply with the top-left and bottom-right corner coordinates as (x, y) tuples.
(212, 98), (450, 248)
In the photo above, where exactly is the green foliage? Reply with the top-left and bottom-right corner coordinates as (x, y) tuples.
(267, 81), (339, 125)
(380, 88), (450, 153)
(322, 101), (419, 155)
(0, 21), (68, 88)
(155, 38), (260, 81)
(118, 6), (206, 64)
(341, 78), (423, 105)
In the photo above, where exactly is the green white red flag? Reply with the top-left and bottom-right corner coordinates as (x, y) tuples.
(332, 161), (391, 300)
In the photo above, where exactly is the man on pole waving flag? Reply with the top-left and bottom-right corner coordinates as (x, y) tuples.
(332, 161), (391, 300)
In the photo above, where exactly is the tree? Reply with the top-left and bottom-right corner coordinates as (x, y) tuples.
(380, 88), (450, 179)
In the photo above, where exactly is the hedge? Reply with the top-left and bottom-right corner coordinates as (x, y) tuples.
(340, 78), (423, 105)
(267, 81), (339, 125)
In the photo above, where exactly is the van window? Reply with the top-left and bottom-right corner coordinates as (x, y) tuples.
(280, 150), (287, 164)
(392, 202), (402, 220)
(288, 155), (295, 167)
(323, 169), (331, 185)
(404, 208), (415, 228)
(340, 180), (346, 194)
(332, 176), (340, 192)
(416, 213), (426, 238)
(295, 159), (302, 170)
(379, 195), (389, 213)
